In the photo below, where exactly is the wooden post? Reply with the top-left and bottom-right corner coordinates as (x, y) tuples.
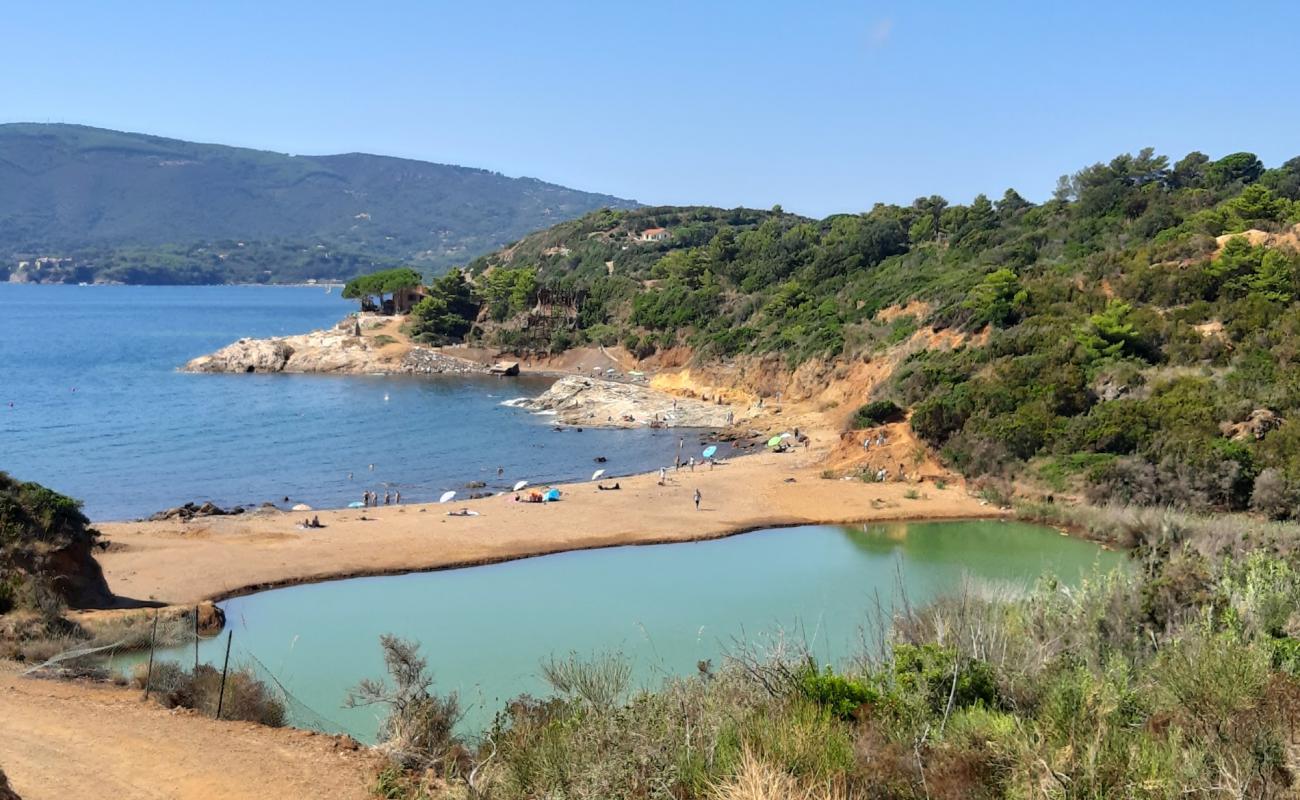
(215, 631), (233, 720)
(193, 605), (200, 671)
(143, 609), (159, 700)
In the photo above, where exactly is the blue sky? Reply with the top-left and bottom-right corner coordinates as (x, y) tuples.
(6, 1), (1299, 217)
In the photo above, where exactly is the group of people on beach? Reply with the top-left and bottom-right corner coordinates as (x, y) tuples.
(361, 489), (399, 507)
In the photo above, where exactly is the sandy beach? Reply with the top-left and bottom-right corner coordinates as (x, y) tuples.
(96, 441), (999, 606)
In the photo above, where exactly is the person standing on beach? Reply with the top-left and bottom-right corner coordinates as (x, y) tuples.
(688, 456), (695, 472)
(694, 488), (702, 510)
(659, 467), (667, 486)
(395, 490), (401, 504)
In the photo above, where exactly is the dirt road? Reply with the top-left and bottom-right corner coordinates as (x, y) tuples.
(0, 669), (377, 800)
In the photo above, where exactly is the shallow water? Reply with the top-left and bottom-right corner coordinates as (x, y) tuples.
(0, 285), (699, 519)
(132, 520), (1124, 738)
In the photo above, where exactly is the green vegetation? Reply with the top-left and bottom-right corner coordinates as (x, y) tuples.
(850, 399), (904, 429)
(0, 472), (109, 614)
(0, 123), (633, 282)
(360, 510), (1300, 799)
(410, 147), (1300, 514)
(343, 267), (423, 311)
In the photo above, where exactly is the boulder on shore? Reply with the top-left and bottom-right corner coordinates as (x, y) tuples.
(185, 338), (294, 373)
(146, 501), (243, 522)
(519, 376), (734, 429)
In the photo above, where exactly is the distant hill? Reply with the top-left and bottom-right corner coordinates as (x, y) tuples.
(0, 123), (635, 282)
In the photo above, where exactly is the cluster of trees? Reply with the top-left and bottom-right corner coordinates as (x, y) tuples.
(341, 267), (423, 311)
(455, 148), (1300, 514)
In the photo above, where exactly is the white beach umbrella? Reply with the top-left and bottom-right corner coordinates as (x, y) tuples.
(591, 469), (605, 482)
(513, 480), (529, 491)
(439, 490), (456, 504)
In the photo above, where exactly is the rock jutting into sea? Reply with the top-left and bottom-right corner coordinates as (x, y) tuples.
(181, 318), (487, 376)
(517, 375), (734, 428)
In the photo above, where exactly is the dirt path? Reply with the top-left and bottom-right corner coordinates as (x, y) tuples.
(0, 669), (377, 800)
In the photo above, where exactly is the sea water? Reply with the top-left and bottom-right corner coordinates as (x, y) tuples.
(0, 284), (693, 519)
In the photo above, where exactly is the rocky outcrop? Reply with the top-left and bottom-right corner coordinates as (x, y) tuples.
(1220, 408), (1283, 441)
(0, 473), (113, 610)
(517, 376), (734, 428)
(183, 319), (488, 376)
(146, 501), (245, 522)
(185, 338), (295, 373)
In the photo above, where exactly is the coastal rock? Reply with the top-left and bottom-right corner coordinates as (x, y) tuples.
(146, 501), (243, 522)
(182, 318), (489, 376)
(185, 338), (295, 373)
(519, 376), (734, 429)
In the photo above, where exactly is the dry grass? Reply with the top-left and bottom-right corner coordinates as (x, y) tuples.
(710, 749), (848, 800)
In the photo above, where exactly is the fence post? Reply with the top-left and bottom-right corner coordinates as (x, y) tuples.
(215, 630), (233, 720)
(143, 609), (159, 700)
(194, 605), (200, 671)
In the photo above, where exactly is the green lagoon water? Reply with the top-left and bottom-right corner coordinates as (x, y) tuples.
(134, 519), (1122, 739)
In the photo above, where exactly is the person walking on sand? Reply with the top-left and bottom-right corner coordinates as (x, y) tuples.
(688, 456), (695, 472)
(659, 467), (667, 486)
(694, 488), (702, 510)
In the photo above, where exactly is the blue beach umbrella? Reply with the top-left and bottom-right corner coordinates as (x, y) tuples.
(702, 445), (717, 459)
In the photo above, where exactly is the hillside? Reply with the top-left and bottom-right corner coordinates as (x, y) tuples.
(0, 472), (111, 613)
(404, 148), (1300, 514)
(0, 123), (634, 283)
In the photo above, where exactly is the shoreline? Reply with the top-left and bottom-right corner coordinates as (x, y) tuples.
(198, 511), (1009, 604)
(94, 445), (1004, 607)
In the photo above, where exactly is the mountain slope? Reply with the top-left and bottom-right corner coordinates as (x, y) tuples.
(412, 149), (1300, 513)
(0, 123), (634, 275)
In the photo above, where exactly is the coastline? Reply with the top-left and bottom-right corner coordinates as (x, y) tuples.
(95, 445), (1004, 606)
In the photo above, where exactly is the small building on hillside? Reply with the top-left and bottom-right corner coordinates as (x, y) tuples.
(389, 284), (428, 315)
(640, 227), (671, 242)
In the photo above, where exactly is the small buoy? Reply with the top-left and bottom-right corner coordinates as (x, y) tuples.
(383, 393), (390, 402)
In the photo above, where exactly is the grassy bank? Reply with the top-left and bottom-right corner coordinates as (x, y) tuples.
(353, 507), (1300, 799)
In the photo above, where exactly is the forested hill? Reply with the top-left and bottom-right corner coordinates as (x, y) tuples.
(417, 148), (1300, 514)
(0, 123), (634, 283)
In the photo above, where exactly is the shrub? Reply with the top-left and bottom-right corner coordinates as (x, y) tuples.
(131, 660), (285, 727)
(849, 399), (903, 429)
(1251, 468), (1297, 520)
(347, 635), (462, 773)
(888, 644), (999, 717)
(794, 663), (877, 720)
(539, 651), (631, 709)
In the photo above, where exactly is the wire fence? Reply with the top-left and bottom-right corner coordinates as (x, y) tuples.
(25, 609), (361, 740)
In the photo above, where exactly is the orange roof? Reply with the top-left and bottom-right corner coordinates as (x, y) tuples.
(642, 227), (667, 235)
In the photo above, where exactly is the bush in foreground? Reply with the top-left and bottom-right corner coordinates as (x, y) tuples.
(131, 660), (285, 727)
